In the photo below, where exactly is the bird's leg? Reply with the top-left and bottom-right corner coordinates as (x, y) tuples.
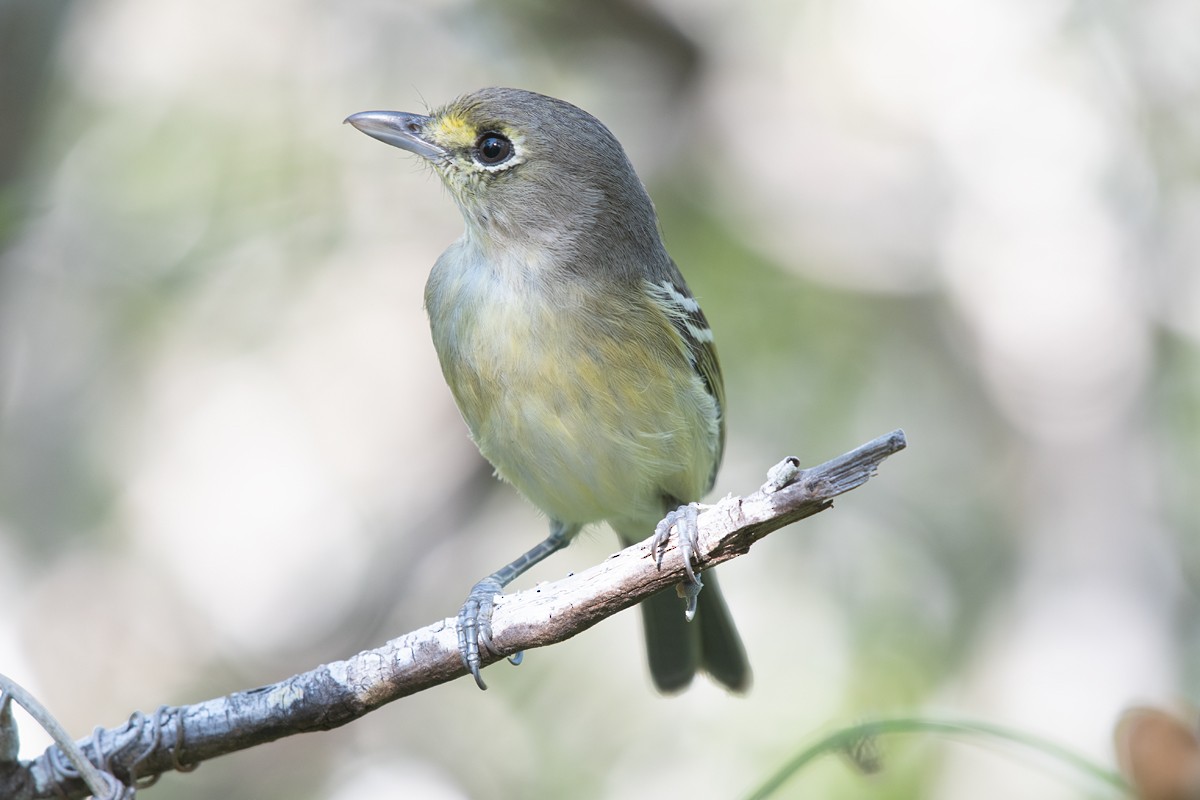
(651, 500), (705, 620)
(458, 519), (576, 690)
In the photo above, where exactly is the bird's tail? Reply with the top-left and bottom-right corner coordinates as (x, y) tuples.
(637, 568), (751, 694)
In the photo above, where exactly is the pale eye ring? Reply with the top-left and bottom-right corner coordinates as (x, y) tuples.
(474, 133), (513, 166)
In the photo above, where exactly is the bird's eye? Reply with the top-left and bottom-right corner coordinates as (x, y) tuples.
(474, 133), (513, 166)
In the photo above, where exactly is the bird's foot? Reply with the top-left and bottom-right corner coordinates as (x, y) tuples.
(457, 577), (507, 690)
(676, 571), (705, 622)
(651, 502), (705, 619)
(455, 524), (574, 689)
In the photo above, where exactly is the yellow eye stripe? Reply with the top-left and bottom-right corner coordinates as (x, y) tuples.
(430, 112), (480, 150)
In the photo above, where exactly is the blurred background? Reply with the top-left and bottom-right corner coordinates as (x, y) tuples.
(2, 0), (1198, 797)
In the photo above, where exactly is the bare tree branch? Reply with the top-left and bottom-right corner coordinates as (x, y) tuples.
(8, 429), (906, 800)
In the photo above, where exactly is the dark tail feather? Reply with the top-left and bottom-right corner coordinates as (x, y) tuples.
(639, 587), (697, 693)
(695, 569), (751, 693)
(637, 569), (750, 694)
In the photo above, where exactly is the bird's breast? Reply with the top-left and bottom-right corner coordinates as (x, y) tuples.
(423, 243), (717, 526)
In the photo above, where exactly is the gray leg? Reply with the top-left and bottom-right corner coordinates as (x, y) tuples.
(458, 519), (578, 690)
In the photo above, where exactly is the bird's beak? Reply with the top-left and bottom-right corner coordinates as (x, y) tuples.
(344, 110), (447, 160)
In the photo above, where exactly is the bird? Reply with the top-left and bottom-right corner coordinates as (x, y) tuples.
(345, 88), (749, 694)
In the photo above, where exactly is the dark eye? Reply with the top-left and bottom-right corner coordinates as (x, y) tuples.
(474, 133), (513, 166)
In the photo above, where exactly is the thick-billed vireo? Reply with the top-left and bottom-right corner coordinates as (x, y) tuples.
(346, 88), (749, 693)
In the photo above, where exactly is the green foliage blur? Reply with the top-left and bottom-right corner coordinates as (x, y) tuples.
(1, 1), (1197, 798)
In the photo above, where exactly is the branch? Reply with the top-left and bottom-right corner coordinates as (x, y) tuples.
(8, 429), (906, 800)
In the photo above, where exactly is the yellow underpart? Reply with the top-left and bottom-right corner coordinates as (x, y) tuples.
(425, 250), (719, 529)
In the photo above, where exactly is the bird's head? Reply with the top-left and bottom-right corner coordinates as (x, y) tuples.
(346, 88), (659, 261)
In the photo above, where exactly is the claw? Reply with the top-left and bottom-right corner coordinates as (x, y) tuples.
(454, 521), (575, 689)
(652, 503), (702, 583)
(677, 572), (704, 621)
(457, 577), (505, 690)
(652, 500), (706, 623)
(651, 512), (671, 568)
